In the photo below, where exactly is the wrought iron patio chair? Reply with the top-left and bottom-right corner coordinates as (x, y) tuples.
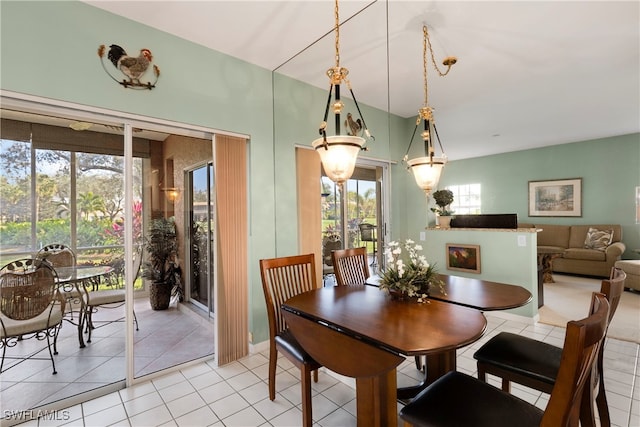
(358, 223), (377, 266)
(83, 246), (141, 343)
(0, 258), (65, 374)
(36, 244), (79, 319)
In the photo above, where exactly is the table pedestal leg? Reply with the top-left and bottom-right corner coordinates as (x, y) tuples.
(356, 369), (398, 427)
(397, 350), (457, 401)
(538, 253), (560, 283)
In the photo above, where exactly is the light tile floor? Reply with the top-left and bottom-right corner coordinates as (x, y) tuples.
(0, 298), (214, 418)
(12, 311), (640, 427)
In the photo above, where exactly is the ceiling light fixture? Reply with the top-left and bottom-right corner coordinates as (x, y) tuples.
(403, 25), (457, 196)
(312, 0), (373, 187)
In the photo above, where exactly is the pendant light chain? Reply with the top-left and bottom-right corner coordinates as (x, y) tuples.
(423, 25), (456, 107)
(334, 0), (340, 68)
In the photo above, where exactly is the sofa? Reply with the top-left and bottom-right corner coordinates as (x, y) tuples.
(519, 223), (625, 278)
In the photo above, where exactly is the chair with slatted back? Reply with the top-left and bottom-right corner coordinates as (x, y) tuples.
(331, 247), (370, 286)
(259, 254), (322, 427)
(473, 268), (626, 426)
(83, 245), (142, 343)
(400, 292), (610, 427)
(36, 244), (79, 319)
(0, 258), (65, 374)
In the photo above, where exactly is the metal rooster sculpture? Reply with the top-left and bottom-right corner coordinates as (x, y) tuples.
(98, 44), (160, 90)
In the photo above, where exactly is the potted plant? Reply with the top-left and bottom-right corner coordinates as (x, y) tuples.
(430, 189), (455, 228)
(378, 239), (444, 301)
(142, 217), (181, 310)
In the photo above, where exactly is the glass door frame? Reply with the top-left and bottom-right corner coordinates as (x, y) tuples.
(1, 91), (227, 387)
(184, 161), (216, 317)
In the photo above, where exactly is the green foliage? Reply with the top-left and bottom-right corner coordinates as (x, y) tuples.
(378, 239), (444, 299)
(430, 189), (455, 216)
(0, 218), (113, 248)
(142, 217), (180, 288)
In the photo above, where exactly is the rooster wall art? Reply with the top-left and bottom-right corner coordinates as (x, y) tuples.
(98, 44), (160, 90)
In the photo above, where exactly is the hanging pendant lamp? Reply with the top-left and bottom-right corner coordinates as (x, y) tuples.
(312, 0), (373, 187)
(403, 25), (457, 195)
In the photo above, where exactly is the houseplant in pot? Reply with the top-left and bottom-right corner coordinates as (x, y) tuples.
(142, 217), (181, 310)
(430, 189), (455, 228)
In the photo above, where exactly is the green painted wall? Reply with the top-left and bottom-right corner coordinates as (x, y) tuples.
(2, 1), (638, 348)
(424, 229), (538, 318)
(437, 134), (640, 259)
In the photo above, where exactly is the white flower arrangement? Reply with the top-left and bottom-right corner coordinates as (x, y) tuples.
(378, 239), (443, 302)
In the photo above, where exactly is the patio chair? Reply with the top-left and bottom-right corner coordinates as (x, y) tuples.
(36, 244), (79, 319)
(358, 223), (377, 266)
(259, 254), (322, 427)
(399, 292), (610, 427)
(0, 258), (65, 374)
(321, 235), (341, 286)
(83, 246), (141, 343)
(473, 268), (625, 426)
(331, 247), (370, 286)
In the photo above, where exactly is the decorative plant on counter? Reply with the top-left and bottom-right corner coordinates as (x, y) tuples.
(378, 239), (444, 301)
(430, 189), (455, 216)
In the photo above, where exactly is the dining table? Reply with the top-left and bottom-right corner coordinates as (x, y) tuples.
(55, 265), (113, 348)
(281, 275), (532, 427)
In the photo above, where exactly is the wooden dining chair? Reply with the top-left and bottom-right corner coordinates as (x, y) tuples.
(473, 268), (625, 426)
(83, 245), (141, 343)
(36, 244), (79, 319)
(331, 247), (426, 372)
(331, 247), (370, 286)
(0, 258), (65, 374)
(400, 292), (610, 427)
(259, 254), (322, 427)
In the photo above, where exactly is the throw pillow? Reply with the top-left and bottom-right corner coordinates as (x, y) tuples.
(584, 228), (613, 251)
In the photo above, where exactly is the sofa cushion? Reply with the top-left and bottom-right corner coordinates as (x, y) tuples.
(568, 224), (621, 248)
(535, 224), (571, 248)
(563, 248), (606, 261)
(583, 227), (613, 251)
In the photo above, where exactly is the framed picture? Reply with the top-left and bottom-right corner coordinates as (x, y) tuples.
(528, 178), (582, 217)
(446, 244), (481, 274)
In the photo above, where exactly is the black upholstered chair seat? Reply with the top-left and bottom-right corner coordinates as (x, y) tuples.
(473, 332), (561, 387)
(275, 330), (319, 366)
(399, 371), (543, 427)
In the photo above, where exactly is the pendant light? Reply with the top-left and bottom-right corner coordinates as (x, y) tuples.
(403, 25), (457, 195)
(312, 0), (373, 187)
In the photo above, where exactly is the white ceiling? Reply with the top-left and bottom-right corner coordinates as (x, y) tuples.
(83, 0), (639, 160)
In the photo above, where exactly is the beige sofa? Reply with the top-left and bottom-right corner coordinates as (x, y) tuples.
(519, 223), (625, 278)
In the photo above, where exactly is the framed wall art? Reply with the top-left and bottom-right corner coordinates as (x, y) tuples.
(528, 178), (582, 217)
(446, 244), (481, 274)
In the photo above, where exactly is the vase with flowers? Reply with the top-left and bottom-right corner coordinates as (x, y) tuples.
(378, 239), (444, 302)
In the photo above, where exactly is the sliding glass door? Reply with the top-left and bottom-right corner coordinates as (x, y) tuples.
(187, 162), (215, 314)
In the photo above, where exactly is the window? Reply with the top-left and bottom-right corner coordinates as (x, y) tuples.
(447, 184), (481, 214)
(0, 116), (145, 267)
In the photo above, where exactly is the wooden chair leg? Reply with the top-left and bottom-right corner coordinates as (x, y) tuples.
(301, 367), (313, 427)
(596, 384), (610, 426)
(501, 378), (511, 392)
(313, 368), (318, 382)
(596, 356), (611, 426)
(477, 364), (487, 382)
(579, 373), (597, 427)
(268, 347), (277, 401)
